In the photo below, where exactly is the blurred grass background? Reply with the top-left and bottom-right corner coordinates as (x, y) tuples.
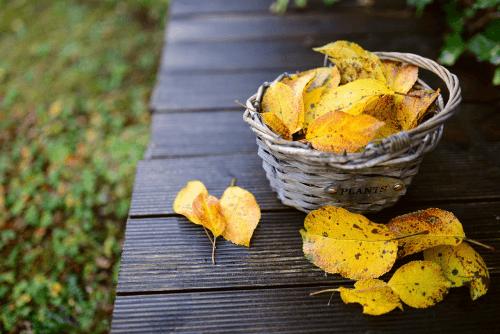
(0, 0), (168, 332)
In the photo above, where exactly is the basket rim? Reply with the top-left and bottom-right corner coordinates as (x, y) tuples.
(243, 51), (461, 170)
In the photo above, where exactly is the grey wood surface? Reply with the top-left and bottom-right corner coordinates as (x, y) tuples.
(113, 283), (499, 334)
(118, 202), (499, 294)
(165, 12), (439, 43)
(152, 69), (499, 112)
(112, 0), (500, 332)
(160, 37), (440, 73)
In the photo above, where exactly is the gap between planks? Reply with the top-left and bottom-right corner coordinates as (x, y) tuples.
(128, 198), (500, 220)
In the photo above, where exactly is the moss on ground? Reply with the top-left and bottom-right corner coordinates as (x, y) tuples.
(0, 0), (168, 332)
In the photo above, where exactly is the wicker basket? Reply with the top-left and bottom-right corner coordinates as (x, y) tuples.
(243, 52), (461, 213)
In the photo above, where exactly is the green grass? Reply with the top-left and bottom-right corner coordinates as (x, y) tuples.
(0, 0), (168, 332)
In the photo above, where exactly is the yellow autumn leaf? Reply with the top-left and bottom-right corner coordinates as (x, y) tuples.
(313, 78), (394, 119)
(305, 67), (341, 91)
(220, 186), (261, 247)
(424, 242), (490, 300)
(300, 206), (398, 280)
(261, 112), (292, 140)
(306, 111), (385, 153)
(363, 94), (395, 120)
(281, 71), (315, 132)
(283, 69), (316, 93)
(261, 81), (300, 135)
(338, 279), (403, 315)
(387, 208), (465, 257)
(49, 100), (63, 117)
(363, 94), (401, 139)
(388, 260), (451, 308)
(192, 192), (226, 237)
(382, 60), (419, 94)
(173, 180), (209, 224)
(313, 40), (386, 84)
(302, 67), (341, 128)
(396, 89), (440, 130)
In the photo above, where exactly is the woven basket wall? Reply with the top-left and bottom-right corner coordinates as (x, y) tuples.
(243, 52), (461, 213)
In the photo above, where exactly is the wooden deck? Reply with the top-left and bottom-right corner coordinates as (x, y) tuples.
(111, 1), (500, 332)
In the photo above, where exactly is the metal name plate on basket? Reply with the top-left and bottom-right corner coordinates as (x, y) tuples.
(324, 177), (406, 203)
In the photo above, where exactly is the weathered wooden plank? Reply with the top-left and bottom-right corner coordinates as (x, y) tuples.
(112, 281), (499, 333)
(131, 149), (500, 217)
(130, 152), (281, 217)
(170, 0), (409, 17)
(151, 68), (498, 112)
(160, 37), (440, 73)
(118, 202), (500, 293)
(134, 104), (500, 216)
(166, 12), (439, 43)
(151, 70), (280, 111)
(148, 103), (498, 158)
(148, 111), (256, 158)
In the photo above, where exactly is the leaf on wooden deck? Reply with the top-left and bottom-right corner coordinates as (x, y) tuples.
(388, 260), (451, 308)
(192, 193), (226, 237)
(387, 208), (465, 257)
(424, 242), (490, 300)
(338, 279), (403, 315)
(173, 180), (208, 224)
(300, 206), (398, 280)
(220, 186), (261, 247)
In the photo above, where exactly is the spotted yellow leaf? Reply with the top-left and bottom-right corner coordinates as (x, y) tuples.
(192, 193), (226, 237)
(261, 112), (292, 140)
(302, 67), (341, 128)
(220, 186), (261, 247)
(282, 71), (316, 132)
(388, 260), (451, 308)
(173, 180), (208, 224)
(396, 89), (440, 130)
(261, 82), (300, 135)
(387, 208), (465, 257)
(382, 60), (419, 94)
(363, 94), (401, 139)
(314, 40), (386, 84)
(424, 242), (490, 300)
(313, 78), (394, 119)
(300, 206), (398, 280)
(306, 111), (385, 153)
(338, 279), (403, 315)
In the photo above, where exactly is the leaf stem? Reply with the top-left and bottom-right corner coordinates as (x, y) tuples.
(212, 237), (217, 265)
(203, 227), (214, 245)
(465, 238), (496, 251)
(391, 230), (429, 241)
(310, 288), (341, 296)
(327, 292), (335, 306)
(229, 177), (237, 187)
(203, 227), (218, 265)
